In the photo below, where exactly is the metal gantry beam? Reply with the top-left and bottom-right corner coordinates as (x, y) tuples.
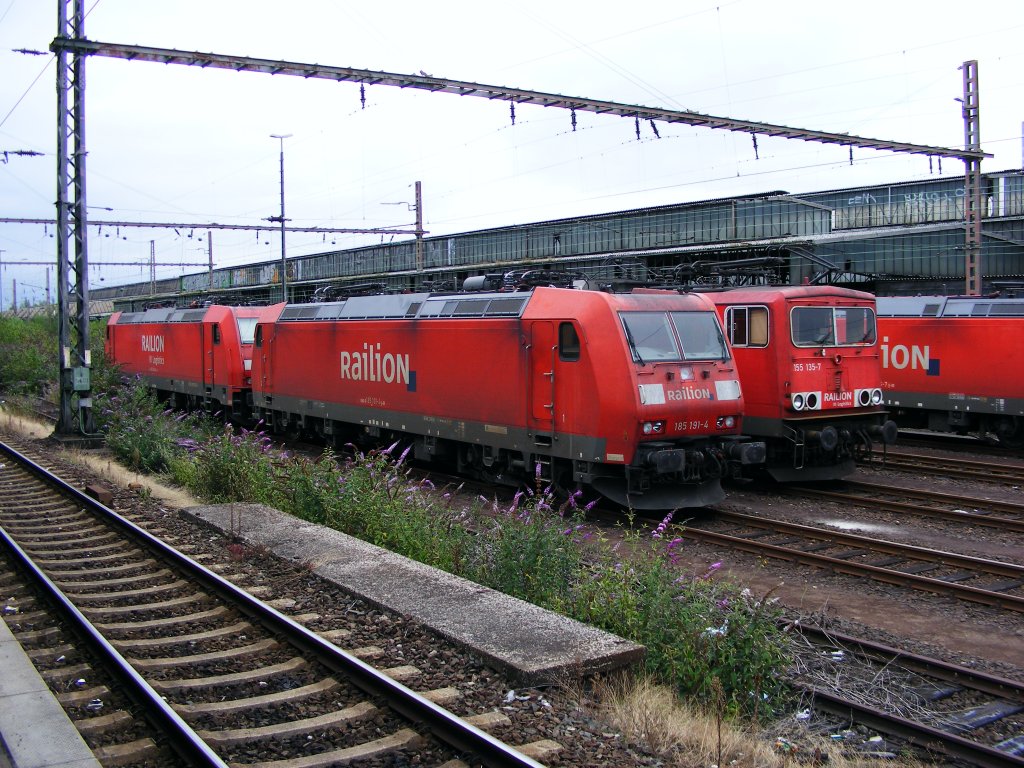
(0, 217), (418, 235)
(48, 37), (990, 162)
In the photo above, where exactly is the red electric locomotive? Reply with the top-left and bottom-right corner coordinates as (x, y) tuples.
(105, 304), (272, 420)
(876, 295), (1024, 448)
(705, 285), (898, 481)
(251, 286), (764, 508)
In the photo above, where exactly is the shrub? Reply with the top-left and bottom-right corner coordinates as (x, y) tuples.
(182, 424), (282, 505)
(0, 315), (59, 395)
(464, 483), (588, 611)
(571, 525), (790, 717)
(100, 379), (207, 472)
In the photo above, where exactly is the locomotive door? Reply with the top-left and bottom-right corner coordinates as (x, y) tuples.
(255, 324), (272, 403)
(528, 321), (556, 435)
(203, 324), (215, 399)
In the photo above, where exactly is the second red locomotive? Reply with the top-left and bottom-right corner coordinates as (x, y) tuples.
(705, 285), (898, 481)
(246, 286), (764, 508)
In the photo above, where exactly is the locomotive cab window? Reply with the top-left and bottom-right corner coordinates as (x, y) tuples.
(836, 307), (876, 344)
(620, 311), (729, 363)
(559, 322), (580, 361)
(620, 312), (680, 362)
(254, 326), (264, 347)
(725, 305), (769, 348)
(792, 306), (877, 347)
(673, 312), (728, 361)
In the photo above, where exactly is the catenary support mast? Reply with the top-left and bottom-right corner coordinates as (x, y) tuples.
(55, 0), (96, 438)
(962, 60), (983, 296)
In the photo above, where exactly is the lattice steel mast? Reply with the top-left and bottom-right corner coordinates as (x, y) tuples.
(962, 61), (983, 296)
(55, 0), (96, 438)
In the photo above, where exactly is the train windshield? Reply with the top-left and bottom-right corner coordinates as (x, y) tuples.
(791, 306), (876, 347)
(672, 311), (729, 360)
(236, 317), (259, 344)
(620, 311), (728, 363)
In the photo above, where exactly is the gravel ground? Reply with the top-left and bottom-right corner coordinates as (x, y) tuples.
(706, 461), (1024, 679)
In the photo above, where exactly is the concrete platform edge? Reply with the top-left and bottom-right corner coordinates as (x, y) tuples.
(0, 611), (102, 768)
(182, 503), (645, 684)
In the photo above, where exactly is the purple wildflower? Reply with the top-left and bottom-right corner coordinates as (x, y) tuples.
(651, 510), (674, 538)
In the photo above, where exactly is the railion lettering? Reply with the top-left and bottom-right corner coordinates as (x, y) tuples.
(880, 337), (932, 372)
(141, 334), (165, 353)
(666, 386), (713, 401)
(340, 342), (411, 386)
(823, 391), (854, 403)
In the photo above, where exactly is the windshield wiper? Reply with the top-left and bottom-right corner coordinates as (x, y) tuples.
(623, 323), (646, 365)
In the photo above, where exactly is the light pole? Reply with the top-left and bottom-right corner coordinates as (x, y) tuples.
(269, 133), (292, 303)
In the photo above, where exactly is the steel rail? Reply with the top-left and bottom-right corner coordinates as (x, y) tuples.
(808, 687), (1024, 768)
(783, 483), (1024, 533)
(713, 510), (1024, 577)
(876, 451), (1024, 484)
(795, 623), (1024, 700)
(687, 513), (1024, 612)
(0, 513), (228, 767)
(0, 440), (545, 768)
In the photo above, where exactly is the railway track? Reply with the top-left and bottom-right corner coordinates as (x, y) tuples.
(0, 440), (549, 768)
(783, 479), (1024, 534)
(792, 623), (1024, 767)
(688, 509), (1024, 612)
(895, 431), (1024, 458)
(867, 449), (1024, 485)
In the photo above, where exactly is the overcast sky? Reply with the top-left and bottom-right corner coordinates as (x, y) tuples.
(1, 0), (1022, 308)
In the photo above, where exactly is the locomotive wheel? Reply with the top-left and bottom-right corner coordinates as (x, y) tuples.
(993, 416), (1024, 450)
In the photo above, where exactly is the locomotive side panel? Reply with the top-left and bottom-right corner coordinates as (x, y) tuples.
(879, 315), (1024, 444)
(255, 317), (528, 431)
(107, 315), (207, 398)
(106, 305), (271, 418)
(876, 296), (1024, 446)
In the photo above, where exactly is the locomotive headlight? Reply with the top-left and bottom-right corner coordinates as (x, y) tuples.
(679, 366), (694, 381)
(642, 421), (665, 434)
(717, 415), (736, 429)
(792, 393), (806, 411)
(871, 388), (883, 405)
